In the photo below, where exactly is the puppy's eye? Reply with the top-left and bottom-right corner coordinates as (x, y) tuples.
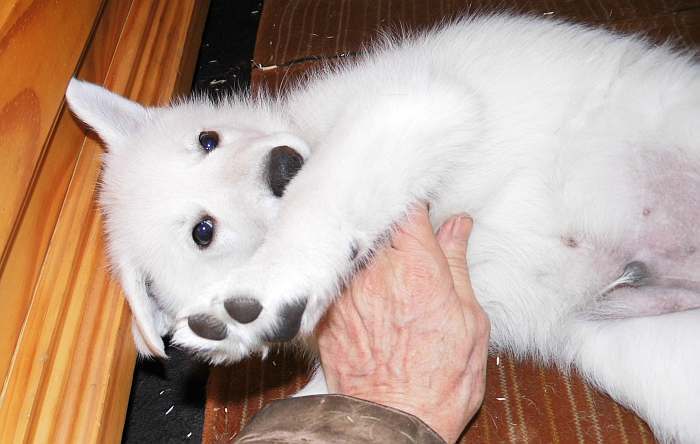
(192, 218), (215, 247)
(267, 146), (304, 197)
(198, 131), (219, 152)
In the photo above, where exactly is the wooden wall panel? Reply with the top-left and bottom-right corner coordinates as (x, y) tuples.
(0, 0), (104, 266)
(0, 0), (132, 387)
(0, 1), (209, 442)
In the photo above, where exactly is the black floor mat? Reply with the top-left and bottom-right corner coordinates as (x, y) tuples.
(121, 1), (263, 442)
(193, 0), (264, 96)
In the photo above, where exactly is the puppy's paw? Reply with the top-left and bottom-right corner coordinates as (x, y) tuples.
(170, 269), (328, 363)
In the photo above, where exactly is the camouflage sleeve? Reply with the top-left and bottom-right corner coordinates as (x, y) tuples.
(234, 394), (446, 443)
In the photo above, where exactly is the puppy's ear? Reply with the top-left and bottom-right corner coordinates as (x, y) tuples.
(65, 79), (148, 149)
(118, 263), (168, 358)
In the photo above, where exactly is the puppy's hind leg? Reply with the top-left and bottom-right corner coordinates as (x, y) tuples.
(565, 310), (700, 443)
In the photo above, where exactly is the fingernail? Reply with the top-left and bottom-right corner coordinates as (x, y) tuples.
(437, 216), (455, 235)
(451, 214), (473, 236)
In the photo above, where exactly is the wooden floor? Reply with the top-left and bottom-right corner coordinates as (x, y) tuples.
(252, 0), (700, 91)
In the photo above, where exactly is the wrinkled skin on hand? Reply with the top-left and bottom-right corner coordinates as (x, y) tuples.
(317, 205), (490, 443)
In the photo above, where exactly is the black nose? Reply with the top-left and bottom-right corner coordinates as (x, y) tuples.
(267, 146), (304, 197)
(264, 298), (308, 342)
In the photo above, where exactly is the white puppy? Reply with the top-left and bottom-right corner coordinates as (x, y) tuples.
(66, 15), (700, 442)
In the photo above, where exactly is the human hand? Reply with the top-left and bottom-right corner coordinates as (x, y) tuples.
(316, 204), (490, 443)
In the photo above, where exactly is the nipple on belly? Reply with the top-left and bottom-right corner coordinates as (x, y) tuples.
(601, 261), (651, 295)
(602, 261), (700, 295)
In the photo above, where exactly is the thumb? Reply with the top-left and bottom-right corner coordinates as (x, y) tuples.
(436, 214), (475, 304)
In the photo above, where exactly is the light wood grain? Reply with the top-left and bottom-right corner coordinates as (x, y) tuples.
(0, 0), (209, 442)
(0, 0), (104, 268)
(0, 0), (130, 389)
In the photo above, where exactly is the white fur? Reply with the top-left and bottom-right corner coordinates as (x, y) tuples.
(66, 15), (700, 442)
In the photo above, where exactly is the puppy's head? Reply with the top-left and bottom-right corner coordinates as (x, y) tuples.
(65, 79), (308, 358)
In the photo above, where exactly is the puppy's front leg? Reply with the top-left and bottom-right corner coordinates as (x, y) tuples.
(259, 84), (482, 330)
(173, 81), (482, 360)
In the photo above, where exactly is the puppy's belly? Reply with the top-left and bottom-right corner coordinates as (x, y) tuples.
(461, 146), (700, 341)
(560, 151), (700, 319)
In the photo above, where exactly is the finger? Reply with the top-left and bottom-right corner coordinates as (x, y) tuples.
(390, 202), (441, 254)
(436, 214), (477, 305)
